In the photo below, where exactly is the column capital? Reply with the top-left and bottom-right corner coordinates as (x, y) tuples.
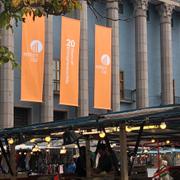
(158, 3), (174, 23)
(133, 0), (148, 12)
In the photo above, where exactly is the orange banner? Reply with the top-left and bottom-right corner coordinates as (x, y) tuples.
(60, 17), (80, 106)
(21, 15), (45, 102)
(94, 25), (112, 109)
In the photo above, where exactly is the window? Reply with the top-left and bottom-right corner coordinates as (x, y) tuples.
(54, 111), (68, 121)
(147, 10), (150, 21)
(118, 2), (124, 14)
(173, 79), (175, 104)
(0, 29), (2, 45)
(14, 107), (30, 127)
(120, 71), (124, 99)
(53, 60), (60, 93)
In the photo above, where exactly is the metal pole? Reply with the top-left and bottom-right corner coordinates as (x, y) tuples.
(85, 136), (91, 178)
(157, 141), (160, 170)
(130, 121), (145, 175)
(0, 139), (13, 176)
(120, 123), (129, 180)
(10, 144), (16, 176)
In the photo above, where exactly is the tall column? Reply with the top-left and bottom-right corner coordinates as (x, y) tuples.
(107, 0), (120, 112)
(78, 0), (89, 117)
(159, 4), (174, 105)
(41, 16), (53, 123)
(107, 1), (128, 180)
(134, 0), (149, 109)
(0, 28), (14, 128)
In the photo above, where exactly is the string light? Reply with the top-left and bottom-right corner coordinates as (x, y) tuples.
(151, 139), (156, 143)
(99, 131), (106, 138)
(160, 122), (167, 130)
(126, 125), (159, 132)
(8, 138), (14, 145)
(126, 126), (132, 132)
(144, 149), (148, 154)
(166, 140), (170, 144)
(30, 138), (36, 143)
(32, 145), (41, 152)
(45, 136), (51, 142)
(60, 146), (67, 154)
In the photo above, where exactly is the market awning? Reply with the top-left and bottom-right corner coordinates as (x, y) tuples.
(0, 104), (180, 141)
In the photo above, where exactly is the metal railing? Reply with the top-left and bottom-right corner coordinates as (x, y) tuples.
(121, 89), (136, 103)
(53, 81), (136, 103)
(53, 80), (60, 94)
(175, 96), (180, 104)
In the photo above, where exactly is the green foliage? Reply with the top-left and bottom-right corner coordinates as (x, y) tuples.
(0, 0), (81, 66)
(0, 46), (19, 68)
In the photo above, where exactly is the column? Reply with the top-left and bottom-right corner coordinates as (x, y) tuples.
(78, 0), (89, 117)
(0, 28), (14, 128)
(134, 0), (149, 109)
(107, 0), (120, 112)
(107, 1), (128, 179)
(159, 3), (174, 105)
(41, 16), (53, 123)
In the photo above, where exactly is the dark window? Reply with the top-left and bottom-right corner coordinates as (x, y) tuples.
(171, 18), (174, 27)
(53, 60), (60, 93)
(14, 107), (30, 127)
(54, 111), (68, 121)
(173, 79), (175, 104)
(120, 71), (124, 100)
(119, 2), (124, 14)
(147, 10), (150, 21)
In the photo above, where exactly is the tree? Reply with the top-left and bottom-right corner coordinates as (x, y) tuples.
(0, 0), (81, 67)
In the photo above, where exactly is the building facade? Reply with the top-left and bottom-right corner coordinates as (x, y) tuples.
(0, 0), (180, 128)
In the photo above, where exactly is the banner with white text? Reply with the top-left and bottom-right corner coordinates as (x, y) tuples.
(94, 25), (112, 109)
(60, 17), (80, 106)
(21, 15), (45, 102)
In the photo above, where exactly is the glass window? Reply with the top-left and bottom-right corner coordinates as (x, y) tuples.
(120, 71), (124, 99)
(54, 111), (68, 121)
(53, 60), (60, 92)
(14, 107), (31, 127)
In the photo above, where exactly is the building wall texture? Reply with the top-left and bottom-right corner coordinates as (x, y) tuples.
(0, 0), (179, 128)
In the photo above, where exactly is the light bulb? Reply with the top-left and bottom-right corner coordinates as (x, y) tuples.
(160, 122), (167, 129)
(8, 138), (14, 145)
(45, 136), (51, 142)
(30, 138), (36, 143)
(99, 131), (106, 138)
(126, 126), (132, 132)
(144, 149), (148, 154)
